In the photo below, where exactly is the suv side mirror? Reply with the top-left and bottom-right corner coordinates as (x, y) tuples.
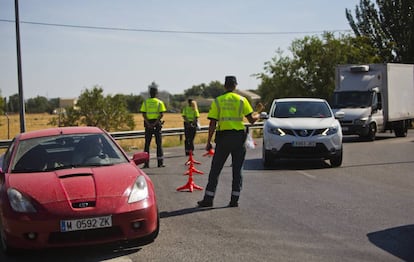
(259, 112), (269, 119)
(334, 111), (345, 119)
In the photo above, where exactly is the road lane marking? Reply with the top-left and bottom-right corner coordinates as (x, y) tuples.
(297, 170), (316, 179)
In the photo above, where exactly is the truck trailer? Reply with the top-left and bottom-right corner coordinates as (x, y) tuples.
(331, 63), (414, 141)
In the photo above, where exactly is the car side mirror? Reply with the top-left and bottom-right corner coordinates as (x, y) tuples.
(334, 111), (345, 119)
(259, 112), (269, 119)
(132, 152), (149, 166)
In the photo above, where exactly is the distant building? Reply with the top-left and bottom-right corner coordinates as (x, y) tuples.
(53, 98), (78, 114)
(59, 98), (78, 108)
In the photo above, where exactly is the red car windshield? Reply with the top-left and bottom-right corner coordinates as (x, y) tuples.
(11, 133), (129, 173)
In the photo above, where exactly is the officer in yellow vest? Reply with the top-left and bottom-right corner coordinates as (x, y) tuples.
(140, 86), (167, 168)
(197, 76), (259, 207)
(181, 98), (200, 156)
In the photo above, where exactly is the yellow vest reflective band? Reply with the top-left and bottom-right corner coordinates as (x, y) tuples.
(182, 105), (200, 122)
(140, 98), (166, 120)
(208, 92), (253, 131)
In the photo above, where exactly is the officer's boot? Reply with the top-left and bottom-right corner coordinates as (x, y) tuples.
(197, 195), (214, 207)
(157, 160), (165, 168)
(142, 161), (149, 169)
(228, 195), (239, 207)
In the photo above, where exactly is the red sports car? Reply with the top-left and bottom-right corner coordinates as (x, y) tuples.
(0, 126), (159, 253)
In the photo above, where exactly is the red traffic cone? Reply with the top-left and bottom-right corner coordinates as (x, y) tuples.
(203, 148), (214, 157)
(177, 150), (203, 192)
(185, 150), (201, 165)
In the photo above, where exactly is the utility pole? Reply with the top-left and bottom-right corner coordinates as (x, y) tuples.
(14, 0), (26, 133)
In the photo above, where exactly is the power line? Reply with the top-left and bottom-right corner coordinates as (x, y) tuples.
(0, 19), (351, 36)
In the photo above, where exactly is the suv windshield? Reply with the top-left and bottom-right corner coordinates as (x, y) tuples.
(272, 101), (332, 118)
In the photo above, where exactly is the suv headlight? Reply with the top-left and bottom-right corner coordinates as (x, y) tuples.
(267, 126), (286, 136)
(128, 176), (149, 203)
(322, 126), (339, 136)
(7, 188), (37, 213)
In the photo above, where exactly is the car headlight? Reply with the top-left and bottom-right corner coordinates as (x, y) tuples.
(7, 188), (37, 213)
(322, 125), (339, 136)
(128, 175), (149, 203)
(354, 118), (368, 125)
(267, 126), (286, 136)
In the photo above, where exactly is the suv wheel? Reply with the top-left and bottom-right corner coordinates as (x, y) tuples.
(330, 148), (343, 167)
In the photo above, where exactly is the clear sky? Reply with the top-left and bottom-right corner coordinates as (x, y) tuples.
(0, 0), (360, 99)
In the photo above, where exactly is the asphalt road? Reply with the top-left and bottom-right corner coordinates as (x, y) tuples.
(3, 131), (414, 262)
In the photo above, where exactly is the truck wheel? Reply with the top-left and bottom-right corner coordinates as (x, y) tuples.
(330, 148), (343, 167)
(366, 123), (377, 141)
(394, 121), (408, 137)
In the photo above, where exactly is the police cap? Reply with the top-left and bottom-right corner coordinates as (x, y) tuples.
(224, 76), (238, 87)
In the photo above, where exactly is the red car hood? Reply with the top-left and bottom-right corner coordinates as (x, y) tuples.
(7, 163), (144, 212)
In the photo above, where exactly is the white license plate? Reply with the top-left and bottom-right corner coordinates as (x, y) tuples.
(60, 215), (112, 232)
(292, 141), (316, 147)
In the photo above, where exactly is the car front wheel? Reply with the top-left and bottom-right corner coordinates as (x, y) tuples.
(330, 148), (343, 167)
(0, 228), (17, 255)
(262, 143), (273, 168)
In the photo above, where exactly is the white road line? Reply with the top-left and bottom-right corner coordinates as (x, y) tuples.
(297, 170), (316, 179)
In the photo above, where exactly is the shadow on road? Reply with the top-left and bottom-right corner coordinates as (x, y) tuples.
(0, 242), (142, 262)
(367, 224), (414, 261)
(243, 158), (330, 171)
(160, 206), (230, 219)
(343, 134), (403, 143)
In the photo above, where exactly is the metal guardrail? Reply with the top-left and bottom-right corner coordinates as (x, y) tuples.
(0, 140), (10, 149)
(0, 122), (264, 149)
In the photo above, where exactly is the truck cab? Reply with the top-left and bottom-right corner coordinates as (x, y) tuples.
(331, 63), (413, 141)
(331, 65), (384, 140)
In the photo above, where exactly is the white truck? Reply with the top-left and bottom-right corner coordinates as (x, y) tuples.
(331, 63), (414, 141)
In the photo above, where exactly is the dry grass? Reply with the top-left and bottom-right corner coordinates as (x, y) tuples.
(0, 113), (211, 152)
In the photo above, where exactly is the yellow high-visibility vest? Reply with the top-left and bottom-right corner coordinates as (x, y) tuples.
(182, 105), (200, 122)
(207, 92), (253, 131)
(140, 98), (166, 120)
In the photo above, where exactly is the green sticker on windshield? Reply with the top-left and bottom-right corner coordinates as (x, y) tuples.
(289, 106), (297, 113)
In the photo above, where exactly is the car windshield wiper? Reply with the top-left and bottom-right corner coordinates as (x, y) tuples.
(72, 163), (115, 168)
(44, 165), (76, 171)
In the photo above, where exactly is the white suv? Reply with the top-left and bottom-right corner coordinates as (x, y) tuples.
(262, 98), (344, 167)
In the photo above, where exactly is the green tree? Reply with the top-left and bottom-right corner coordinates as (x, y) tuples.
(26, 96), (51, 113)
(346, 0), (414, 63)
(184, 84), (205, 97)
(48, 98), (60, 112)
(184, 81), (224, 99)
(202, 81), (224, 98)
(124, 94), (144, 113)
(52, 86), (135, 131)
(7, 94), (19, 113)
(257, 33), (380, 108)
(0, 93), (4, 115)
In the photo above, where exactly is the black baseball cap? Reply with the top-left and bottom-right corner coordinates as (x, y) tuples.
(224, 76), (237, 86)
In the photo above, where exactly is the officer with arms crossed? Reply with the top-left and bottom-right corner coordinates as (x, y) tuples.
(140, 86), (167, 168)
(197, 76), (259, 207)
